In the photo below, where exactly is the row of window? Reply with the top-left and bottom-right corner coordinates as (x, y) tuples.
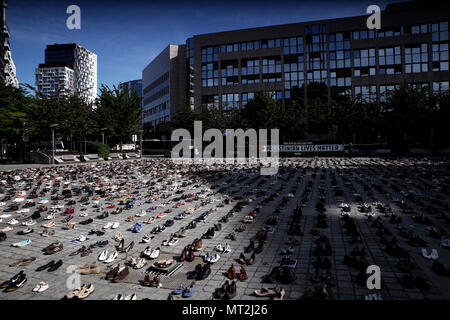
(201, 82), (449, 109)
(142, 101), (168, 119)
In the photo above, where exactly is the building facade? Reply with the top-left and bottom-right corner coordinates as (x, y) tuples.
(35, 65), (74, 96)
(35, 43), (97, 103)
(119, 79), (143, 107)
(141, 1), (449, 139)
(142, 45), (186, 138)
(191, 1), (449, 111)
(1, 0), (18, 88)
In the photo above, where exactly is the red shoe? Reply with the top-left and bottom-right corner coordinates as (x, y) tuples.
(107, 204), (115, 209)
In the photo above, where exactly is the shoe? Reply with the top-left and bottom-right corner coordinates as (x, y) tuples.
(4, 273), (27, 292)
(105, 264), (120, 281)
(77, 283), (95, 299)
(247, 253), (255, 265)
(227, 264), (236, 279)
(0, 271), (24, 288)
(112, 222), (120, 229)
(239, 253), (246, 264)
(17, 228), (33, 235)
(172, 284), (187, 295)
(198, 264), (211, 280)
(103, 222), (113, 229)
(98, 250), (109, 261)
(150, 247), (160, 259)
(238, 265), (248, 281)
(224, 243), (231, 253)
(12, 239), (32, 247)
(224, 281), (237, 299)
(182, 284), (195, 298)
(32, 282), (49, 293)
(36, 261), (55, 272)
(47, 259), (63, 272)
(112, 266), (130, 283)
(79, 262), (100, 275)
(124, 293), (137, 300)
(104, 251), (118, 263)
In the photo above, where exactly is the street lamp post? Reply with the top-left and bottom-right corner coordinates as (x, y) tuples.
(139, 129), (144, 159)
(49, 123), (58, 165)
(101, 127), (107, 145)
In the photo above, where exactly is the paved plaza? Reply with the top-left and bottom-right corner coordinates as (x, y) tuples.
(0, 157), (449, 300)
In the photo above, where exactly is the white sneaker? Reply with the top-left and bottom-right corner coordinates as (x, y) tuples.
(79, 212), (89, 217)
(209, 253), (220, 263)
(32, 282), (49, 293)
(150, 247), (160, 259)
(104, 251), (118, 263)
(421, 248), (431, 259)
(224, 244), (231, 253)
(215, 244), (224, 252)
(430, 249), (439, 260)
(124, 293), (137, 300)
(22, 219), (36, 226)
(76, 235), (87, 242)
(103, 222), (113, 229)
(0, 214), (11, 218)
(8, 219), (19, 225)
(111, 222), (120, 229)
(98, 250), (109, 261)
(112, 294), (125, 300)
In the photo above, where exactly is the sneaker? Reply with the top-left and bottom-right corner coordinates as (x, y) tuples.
(8, 219), (19, 225)
(12, 239), (32, 247)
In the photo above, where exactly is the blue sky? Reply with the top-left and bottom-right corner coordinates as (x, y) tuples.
(7, 0), (404, 92)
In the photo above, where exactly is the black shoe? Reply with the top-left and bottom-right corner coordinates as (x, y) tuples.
(124, 241), (134, 253)
(224, 281), (237, 299)
(254, 241), (264, 254)
(36, 261), (55, 272)
(244, 241), (255, 254)
(214, 223), (222, 231)
(117, 239), (125, 251)
(188, 264), (203, 279)
(80, 218), (93, 225)
(47, 260), (63, 272)
(4, 273), (27, 292)
(0, 271), (24, 288)
(198, 264), (211, 280)
(214, 281), (229, 299)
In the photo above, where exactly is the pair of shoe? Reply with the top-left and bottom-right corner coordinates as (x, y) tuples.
(112, 293), (137, 300)
(227, 264), (248, 281)
(142, 246), (160, 259)
(79, 262), (100, 275)
(65, 283), (95, 299)
(17, 228), (34, 235)
(172, 283), (195, 297)
(32, 282), (49, 293)
(36, 260), (63, 272)
(179, 245), (195, 262)
(98, 250), (118, 263)
(202, 228), (215, 239)
(141, 273), (160, 287)
(106, 265), (130, 282)
(239, 252), (255, 265)
(421, 248), (439, 260)
(129, 223), (142, 233)
(103, 222), (120, 229)
(129, 257), (147, 269)
(42, 241), (63, 254)
(243, 216), (254, 223)
(214, 280), (237, 299)
(0, 271), (27, 292)
(162, 236), (179, 246)
(215, 243), (231, 253)
(9, 257), (36, 267)
(204, 252), (220, 263)
(189, 264), (211, 280)
(117, 239), (134, 253)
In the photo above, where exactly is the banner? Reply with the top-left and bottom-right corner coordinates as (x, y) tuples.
(262, 144), (344, 152)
